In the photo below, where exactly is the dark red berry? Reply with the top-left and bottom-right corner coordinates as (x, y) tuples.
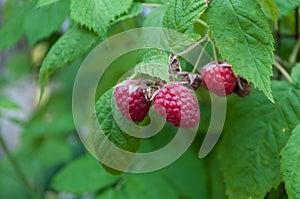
(201, 61), (237, 97)
(114, 81), (150, 122)
(152, 82), (200, 129)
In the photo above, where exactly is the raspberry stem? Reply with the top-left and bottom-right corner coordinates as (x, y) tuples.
(207, 34), (218, 64)
(177, 35), (208, 57)
(193, 40), (209, 73)
(274, 59), (292, 83)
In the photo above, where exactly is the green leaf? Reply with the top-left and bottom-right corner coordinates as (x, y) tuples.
(124, 173), (178, 199)
(274, 0), (300, 17)
(143, 6), (166, 27)
(0, 96), (19, 109)
(207, 0), (275, 102)
(39, 26), (98, 93)
(291, 63), (300, 89)
(51, 155), (119, 194)
(257, 0), (279, 27)
(219, 81), (300, 198)
(70, 0), (133, 38)
(281, 125), (300, 199)
(23, 0), (70, 46)
(113, 3), (143, 24)
(36, 0), (60, 8)
(95, 189), (127, 199)
(135, 49), (169, 82)
(159, 150), (208, 199)
(163, 0), (206, 32)
(0, 3), (32, 50)
(94, 89), (140, 173)
(37, 139), (72, 167)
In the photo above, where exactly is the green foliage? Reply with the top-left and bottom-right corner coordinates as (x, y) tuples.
(23, 0), (70, 46)
(1, 0), (300, 198)
(94, 89), (140, 173)
(51, 155), (119, 194)
(0, 3), (32, 50)
(163, 0), (206, 32)
(257, 0), (279, 27)
(135, 49), (169, 82)
(143, 6), (166, 27)
(207, 0), (275, 102)
(39, 26), (99, 93)
(291, 63), (300, 88)
(274, 0), (300, 17)
(70, 0), (133, 38)
(36, 0), (61, 8)
(0, 96), (19, 109)
(281, 125), (300, 199)
(219, 81), (300, 198)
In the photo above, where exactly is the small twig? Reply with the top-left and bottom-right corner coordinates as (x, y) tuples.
(0, 129), (40, 199)
(177, 35), (208, 57)
(274, 59), (292, 83)
(141, 3), (162, 7)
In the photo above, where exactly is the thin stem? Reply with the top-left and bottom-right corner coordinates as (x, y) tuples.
(196, 19), (208, 28)
(0, 129), (40, 199)
(207, 34), (218, 63)
(177, 35), (208, 57)
(274, 59), (292, 83)
(275, 55), (291, 68)
(141, 3), (162, 7)
(193, 40), (209, 73)
(289, 37), (300, 65)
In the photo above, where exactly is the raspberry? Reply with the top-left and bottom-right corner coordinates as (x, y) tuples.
(114, 81), (150, 122)
(153, 82), (200, 128)
(201, 61), (237, 97)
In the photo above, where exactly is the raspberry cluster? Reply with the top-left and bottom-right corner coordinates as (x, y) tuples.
(113, 59), (251, 129)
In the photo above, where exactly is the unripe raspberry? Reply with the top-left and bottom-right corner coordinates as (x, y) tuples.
(114, 81), (150, 122)
(201, 61), (237, 97)
(153, 82), (200, 128)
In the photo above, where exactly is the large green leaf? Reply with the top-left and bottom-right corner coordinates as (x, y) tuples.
(39, 26), (99, 93)
(23, 0), (69, 46)
(281, 125), (300, 199)
(113, 3), (143, 24)
(51, 155), (119, 194)
(291, 63), (300, 89)
(143, 6), (166, 27)
(207, 0), (275, 102)
(70, 0), (132, 38)
(134, 49), (169, 82)
(163, 0), (206, 32)
(219, 81), (300, 198)
(123, 173), (178, 199)
(94, 89), (140, 173)
(0, 3), (32, 50)
(257, 0), (279, 27)
(274, 0), (300, 17)
(159, 150), (208, 199)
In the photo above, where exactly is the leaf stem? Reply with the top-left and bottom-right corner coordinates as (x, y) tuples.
(196, 19), (208, 28)
(141, 3), (162, 7)
(193, 40), (209, 73)
(274, 59), (292, 83)
(289, 37), (300, 65)
(177, 35), (208, 57)
(207, 34), (218, 63)
(0, 129), (40, 199)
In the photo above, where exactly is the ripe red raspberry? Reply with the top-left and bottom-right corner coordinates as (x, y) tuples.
(153, 82), (200, 129)
(201, 61), (237, 97)
(114, 81), (150, 122)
